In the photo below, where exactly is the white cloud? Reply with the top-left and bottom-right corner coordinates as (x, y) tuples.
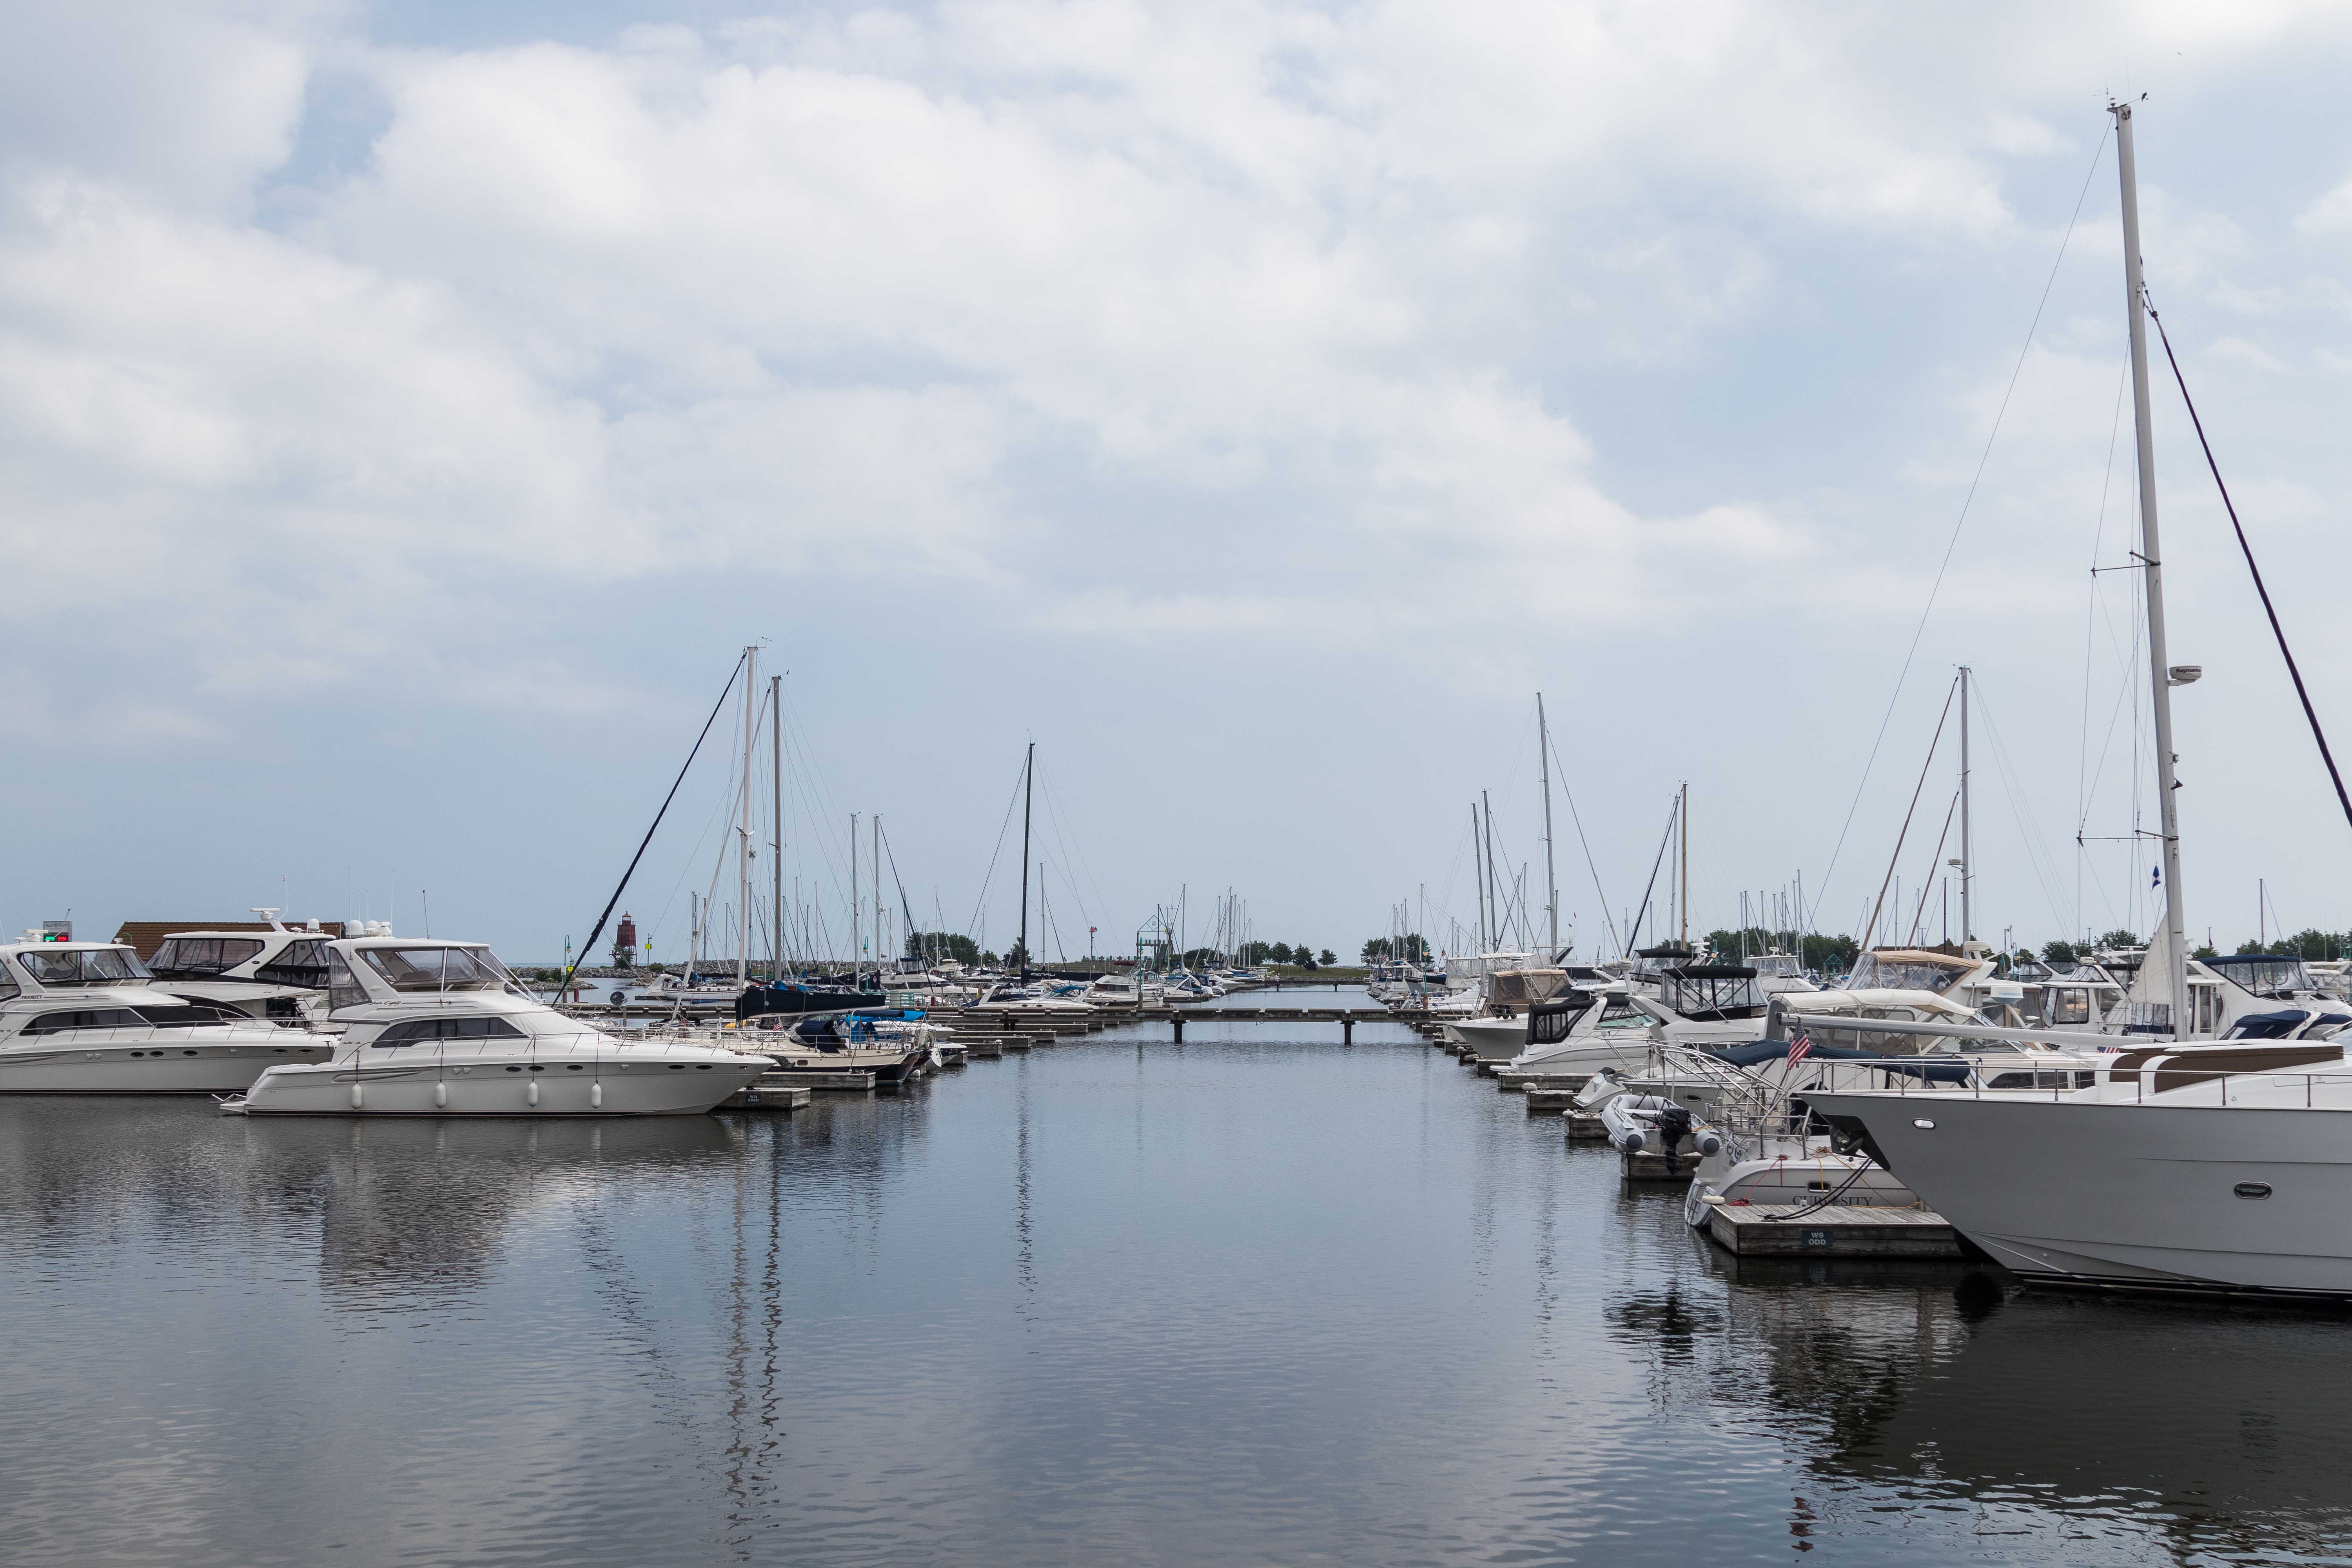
(13, 1), (2352, 950)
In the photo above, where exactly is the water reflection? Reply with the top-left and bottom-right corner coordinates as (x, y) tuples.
(0, 1044), (2347, 1566)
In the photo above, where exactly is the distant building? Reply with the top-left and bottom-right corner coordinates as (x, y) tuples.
(613, 913), (639, 968)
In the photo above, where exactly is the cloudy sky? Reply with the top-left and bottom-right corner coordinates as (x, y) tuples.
(9, 0), (2352, 964)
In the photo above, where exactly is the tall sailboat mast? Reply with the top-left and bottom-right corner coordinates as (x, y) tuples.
(1480, 789), (1498, 951)
(1017, 743), (1034, 980)
(2115, 98), (2191, 1036)
(1958, 665), (1974, 944)
(1464, 805), (1481, 952)
(1679, 780), (1690, 951)
(1538, 693), (1559, 956)
(738, 644), (756, 986)
(771, 674), (783, 982)
(849, 811), (859, 990)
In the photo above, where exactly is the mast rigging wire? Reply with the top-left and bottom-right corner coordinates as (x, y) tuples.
(1859, 675), (1959, 952)
(2147, 301), (2352, 838)
(553, 652), (747, 1000)
(1805, 123), (2112, 935)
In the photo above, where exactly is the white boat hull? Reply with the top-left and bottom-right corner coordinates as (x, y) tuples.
(0, 1034), (329, 1094)
(226, 1053), (766, 1116)
(1806, 1089), (2352, 1296)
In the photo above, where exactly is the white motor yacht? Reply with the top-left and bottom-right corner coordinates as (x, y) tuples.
(220, 937), (766, 1116)
(1441, 967), (1581, 1060)
(1806, 1041), (2352, 1296)
(0, 942), (328, 1093)
(143, 924), (336, 1022)
(1080, 973), (1142, 1006)
(1501, 981), (1673, 1078)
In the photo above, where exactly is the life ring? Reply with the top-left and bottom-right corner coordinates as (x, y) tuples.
(610, 989), (626, 1005)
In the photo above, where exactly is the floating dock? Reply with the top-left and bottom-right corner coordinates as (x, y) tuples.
(721, 1080), (814, 1111)
(764, 1070), (875, 1092)
(1702, 1202), (1962, 1258)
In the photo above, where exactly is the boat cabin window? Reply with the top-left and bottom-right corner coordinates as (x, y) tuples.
(1596, 997), (1648, 1029)
(1660, 967), (1764, 1020)
(255, 939), (330, 988)
(2209, 956), (2314, 1000)
(133, 1004), (236, 1027)
(375, 1016), (528, 1044)
(147, 938), (267, 978)
(0, 966), (15, 1001)
(360, 946), (515, 993)
(16, 948), (152, 987)
(2047, 988), (2090, 1026)
(327, 949), (370, 1011)
(24, 1008), (143, 1034)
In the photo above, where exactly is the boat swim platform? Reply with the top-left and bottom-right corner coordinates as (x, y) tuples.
(1702, 1202), (1964, 1259)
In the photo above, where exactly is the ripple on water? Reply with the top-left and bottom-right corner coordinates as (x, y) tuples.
(0, 1027), (2348, 1565)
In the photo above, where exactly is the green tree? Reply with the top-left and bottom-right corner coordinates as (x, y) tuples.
(1318, 949), (1336, 966)
(1800, 933), (1858, 974)
(2096, 929), (2141, 950)
(906, 931), (980, 965)
(1361, 934), (1430, 964)
(1267, 942), (1294, 964)
(2042, 940), (2078, 965)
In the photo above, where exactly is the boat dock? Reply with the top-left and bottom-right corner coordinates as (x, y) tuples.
(1700, 1202), (1963, 1259)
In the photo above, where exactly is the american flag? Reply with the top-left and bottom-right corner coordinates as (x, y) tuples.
(1786, 1028), (1812, 1067)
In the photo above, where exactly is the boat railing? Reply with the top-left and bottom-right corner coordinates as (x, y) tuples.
(7, 1022), (312, 1045)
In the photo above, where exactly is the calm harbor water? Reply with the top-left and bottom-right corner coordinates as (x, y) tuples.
(3, 996), (2349, 1565)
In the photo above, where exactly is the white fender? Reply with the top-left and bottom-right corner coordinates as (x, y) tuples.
(526, 1079), (540, 1108)
(590, 1082), (603, 1110)
(434, 1081), (448, 1109)
(350, 1082), (364, 1110)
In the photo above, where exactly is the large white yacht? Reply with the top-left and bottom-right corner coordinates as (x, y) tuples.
(0, 941), (329, 1093)
(1806, 1042), (2352, 1296)
(220, 936), (767, 1116)
(142, 921), (342, 1022)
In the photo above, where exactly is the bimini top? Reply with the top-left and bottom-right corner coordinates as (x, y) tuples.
(1844, 949), (1978, 995)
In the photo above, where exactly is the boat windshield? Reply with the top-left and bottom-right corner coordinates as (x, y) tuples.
(16, 947), (152, 987)
(1844, 953), (1970, 995)
(2209, 956), (2314, 1000)
(147, 937), (267, 978)
(360, 946), (516, 993)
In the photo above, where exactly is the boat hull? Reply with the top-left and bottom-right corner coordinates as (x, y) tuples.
(0, 1036), (330, 1094)
(227, 1055), (766, 1116)
(1806, 1090), (2352, 1297)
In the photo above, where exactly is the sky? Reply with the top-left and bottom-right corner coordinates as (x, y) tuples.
(9, 0), (2352, 965)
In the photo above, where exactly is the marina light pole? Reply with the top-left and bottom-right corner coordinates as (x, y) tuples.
(2115, 98), (2191, 1038)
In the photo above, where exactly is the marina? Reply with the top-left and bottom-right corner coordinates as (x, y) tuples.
(18, 7), (2352, 1564)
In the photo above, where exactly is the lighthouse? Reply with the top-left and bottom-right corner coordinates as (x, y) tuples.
(613, 913), (638, 969)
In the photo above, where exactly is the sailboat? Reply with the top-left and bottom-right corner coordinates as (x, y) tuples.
(1806, 100), (2352, 1296)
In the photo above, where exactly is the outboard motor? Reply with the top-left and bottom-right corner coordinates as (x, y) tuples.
(1655, 1102), (1693, 1160)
